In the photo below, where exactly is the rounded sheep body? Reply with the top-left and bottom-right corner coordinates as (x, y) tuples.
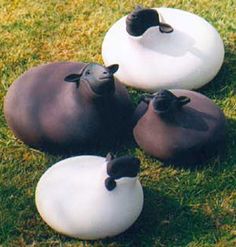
(4, 62), (133, 153)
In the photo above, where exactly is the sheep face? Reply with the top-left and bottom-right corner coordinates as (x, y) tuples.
(64, 63), (119, 96)
(152, 90), (190, 115)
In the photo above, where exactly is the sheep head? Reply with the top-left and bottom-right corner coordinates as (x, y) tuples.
(64, 63), (119, 96)
(105, 153), (140, 191)
(141, 90), (190, 116)
(126, 5), (173, 36)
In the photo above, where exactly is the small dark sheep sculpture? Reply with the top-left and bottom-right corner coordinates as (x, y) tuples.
(4, 62), (133, 153)
(133, 89), (226, 166)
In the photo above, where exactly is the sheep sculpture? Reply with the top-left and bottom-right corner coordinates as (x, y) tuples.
(35, 153), (143, 239)
(4, 62), (133, 153)
(133, 89), (226, 166)
(102, 6), (224, 91)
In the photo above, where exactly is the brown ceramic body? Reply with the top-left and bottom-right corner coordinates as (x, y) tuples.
(4, 62), (133, 153)
(133, 90), (226, 166)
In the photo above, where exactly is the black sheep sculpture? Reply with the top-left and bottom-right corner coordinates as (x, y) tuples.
(133, 89), (226, 166)
(4, 62), (133, 153)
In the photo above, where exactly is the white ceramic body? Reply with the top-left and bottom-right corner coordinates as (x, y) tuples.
(102, 7), (224, 92)
(35, 156), (143, 239)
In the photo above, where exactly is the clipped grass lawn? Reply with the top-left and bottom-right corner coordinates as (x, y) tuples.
(0, 0), (235, 246)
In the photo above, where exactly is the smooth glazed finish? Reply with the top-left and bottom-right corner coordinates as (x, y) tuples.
(35, 154), (143, 239)
(133, 90), (226, 166)
(102, 6), (224, 92)
(4, 62), (133, 153)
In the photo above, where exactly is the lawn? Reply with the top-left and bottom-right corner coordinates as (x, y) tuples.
(0, 0), (235, 246)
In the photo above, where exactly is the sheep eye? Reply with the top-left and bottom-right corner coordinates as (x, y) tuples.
(132, 14), (137, 18)
(85, 70), (90, 75)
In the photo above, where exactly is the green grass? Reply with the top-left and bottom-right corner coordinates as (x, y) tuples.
(0, 0), (235, 246)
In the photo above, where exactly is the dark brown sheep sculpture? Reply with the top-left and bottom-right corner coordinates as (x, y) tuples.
(133, 89), (226, 166)
(4, 62), (133, 153)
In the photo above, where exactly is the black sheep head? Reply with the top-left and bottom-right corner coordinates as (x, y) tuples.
(104, 153), (140, 191)
(152, 90), (190, 115)
(126, 5), (173, 36)
(140, 90), (190, 116)
(64, 63), (119, 96)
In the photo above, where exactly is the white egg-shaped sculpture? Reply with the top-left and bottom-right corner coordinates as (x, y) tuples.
(102, 6), (224, 92)
(35, 154), (143, 239)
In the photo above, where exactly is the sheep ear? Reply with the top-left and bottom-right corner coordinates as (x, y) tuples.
(64, 64), (88, 86)
(107, 64), (119, 74)
(135, 5), (143, 11)
(64, 74), (82, 83)
(105, 177), (116, 191)
(177, 96), (191, 106)
(106, 152), (115, 162)
(159, 23), (174, 33)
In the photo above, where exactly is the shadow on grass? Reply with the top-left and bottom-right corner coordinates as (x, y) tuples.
(98, 186), (215, 246)
(0, 184), (23, 244)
